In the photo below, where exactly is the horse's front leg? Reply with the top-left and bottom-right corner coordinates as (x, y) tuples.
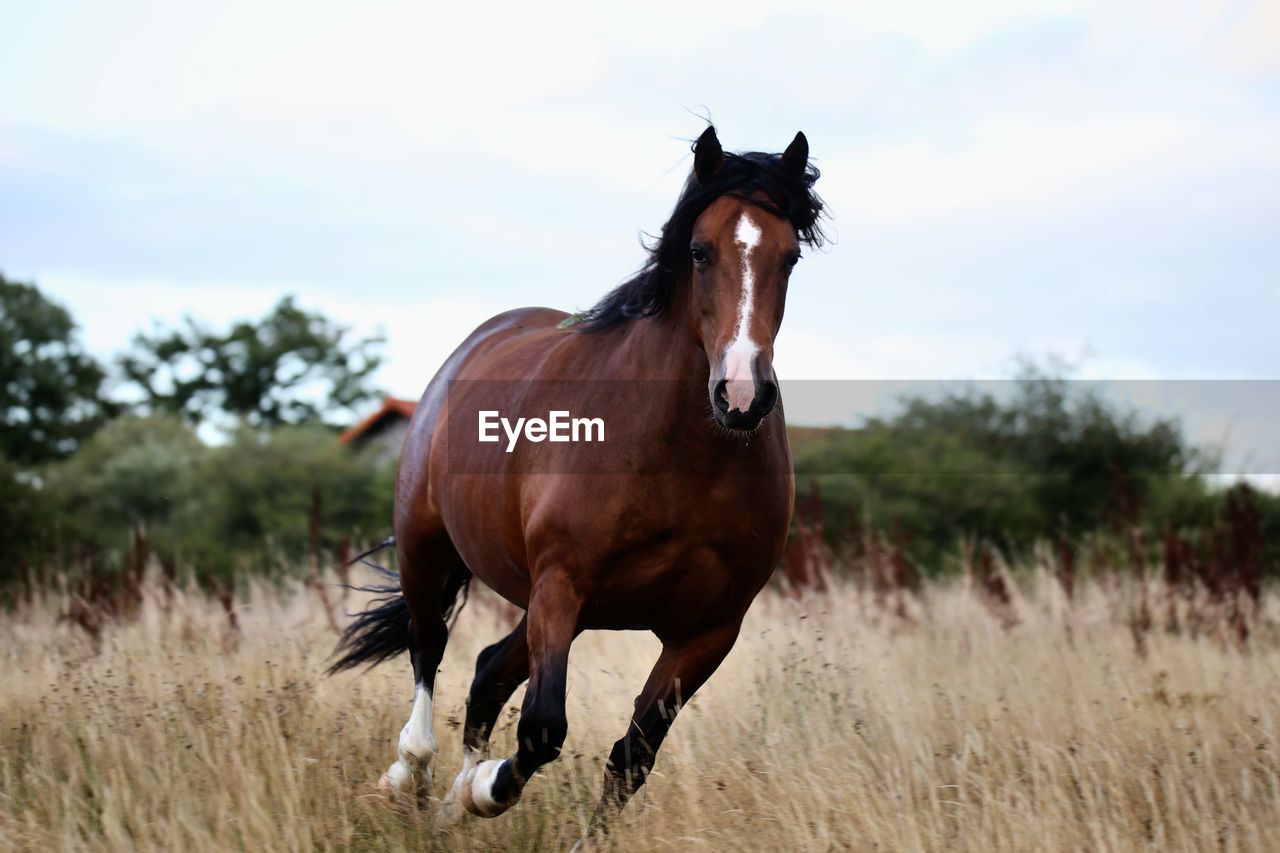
(437, 615), (530, 828)
(576, 622), (741, 849)
(458, 572), (581, 818)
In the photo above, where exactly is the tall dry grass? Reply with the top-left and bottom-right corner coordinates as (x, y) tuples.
(1, 569), (1278, 852)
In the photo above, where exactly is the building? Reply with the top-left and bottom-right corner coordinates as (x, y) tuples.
(339, 395), (417, 462)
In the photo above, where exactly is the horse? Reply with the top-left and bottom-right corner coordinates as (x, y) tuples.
(330, 125), (826, 847)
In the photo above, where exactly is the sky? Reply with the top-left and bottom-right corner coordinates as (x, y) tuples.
(1, 0), (1277, 469)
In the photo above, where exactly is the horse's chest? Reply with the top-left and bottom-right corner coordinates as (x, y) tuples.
(557, 472), (792, 567)
(562, 475), (791, 629)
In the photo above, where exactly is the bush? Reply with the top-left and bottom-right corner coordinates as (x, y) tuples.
(30, 418), (395, 591)
(46, 414), (207, 559)
(790, 374), (1254, 574)
(185, 425), (394, 584)
(0, 457), (53, 588)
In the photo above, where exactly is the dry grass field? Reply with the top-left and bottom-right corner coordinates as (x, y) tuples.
(2, 569), (1278, 852)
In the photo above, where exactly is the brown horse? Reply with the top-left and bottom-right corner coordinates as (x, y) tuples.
(331, 125), (826, 846)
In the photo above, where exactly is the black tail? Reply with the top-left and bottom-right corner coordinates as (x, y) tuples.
(327, 537), (472, 675)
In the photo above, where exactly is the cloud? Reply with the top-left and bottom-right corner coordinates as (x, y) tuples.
(826, 116), (1280, 229)
(2, 0), (1278, 404)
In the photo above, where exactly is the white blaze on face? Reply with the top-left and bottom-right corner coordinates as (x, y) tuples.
(723, 211), (763, 413)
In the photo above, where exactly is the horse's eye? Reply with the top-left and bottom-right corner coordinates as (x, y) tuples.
(690, 246), (709, 266)
(785, 253), (801, 270)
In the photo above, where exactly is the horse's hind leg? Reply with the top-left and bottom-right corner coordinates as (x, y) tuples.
(380, 535), (469, 802)
(437, 614), (530, 827)
(579, 622), (740, 846)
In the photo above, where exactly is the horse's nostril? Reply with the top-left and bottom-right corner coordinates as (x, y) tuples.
(712, 380), (730, 412)
(756, 379), (778, 410)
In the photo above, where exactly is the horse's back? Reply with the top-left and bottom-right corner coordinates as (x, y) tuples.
(449, 307), (581, 380)
(406, 305), (567, 434)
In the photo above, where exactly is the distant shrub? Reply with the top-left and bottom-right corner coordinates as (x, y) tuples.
(791, 374), (1277, 577)
(24, 417), (394, 593)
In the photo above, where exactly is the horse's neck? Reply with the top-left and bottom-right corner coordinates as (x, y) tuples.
(601, 314), (730, 441)
(611, 317), (704, 379)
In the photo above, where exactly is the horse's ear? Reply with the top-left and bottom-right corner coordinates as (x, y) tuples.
(782, 131), (809, 178)
(693, 126), (724, 183)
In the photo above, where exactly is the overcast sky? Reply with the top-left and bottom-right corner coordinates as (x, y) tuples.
(1, 1), (1277, 466)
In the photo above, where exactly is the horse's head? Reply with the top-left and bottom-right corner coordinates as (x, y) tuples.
(688, 128), (812, 431)
(576, 126), (823, 429)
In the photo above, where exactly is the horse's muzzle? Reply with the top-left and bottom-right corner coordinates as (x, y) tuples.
(711, 375), (778, 430)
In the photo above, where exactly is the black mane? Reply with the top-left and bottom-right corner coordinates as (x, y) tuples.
(577, 132), (827, 333)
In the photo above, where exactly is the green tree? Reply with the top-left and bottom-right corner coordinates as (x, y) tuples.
(45, 414), (208, 561)
(0, 274), (112, 464)
(119, 296), (384, 429)
(0, 457), (53, 586)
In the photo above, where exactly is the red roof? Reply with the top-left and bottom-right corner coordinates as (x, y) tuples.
(340, 395), (418, 444)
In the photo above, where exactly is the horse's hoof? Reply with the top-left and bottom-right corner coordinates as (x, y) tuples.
(434, 799), (464, 831)
(460, 758), (522, 818)
(378, 763), (408, 800)
(379, 762), (430, 804)
(436, 763), (471, 829)
(435, 778), (466, 829)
